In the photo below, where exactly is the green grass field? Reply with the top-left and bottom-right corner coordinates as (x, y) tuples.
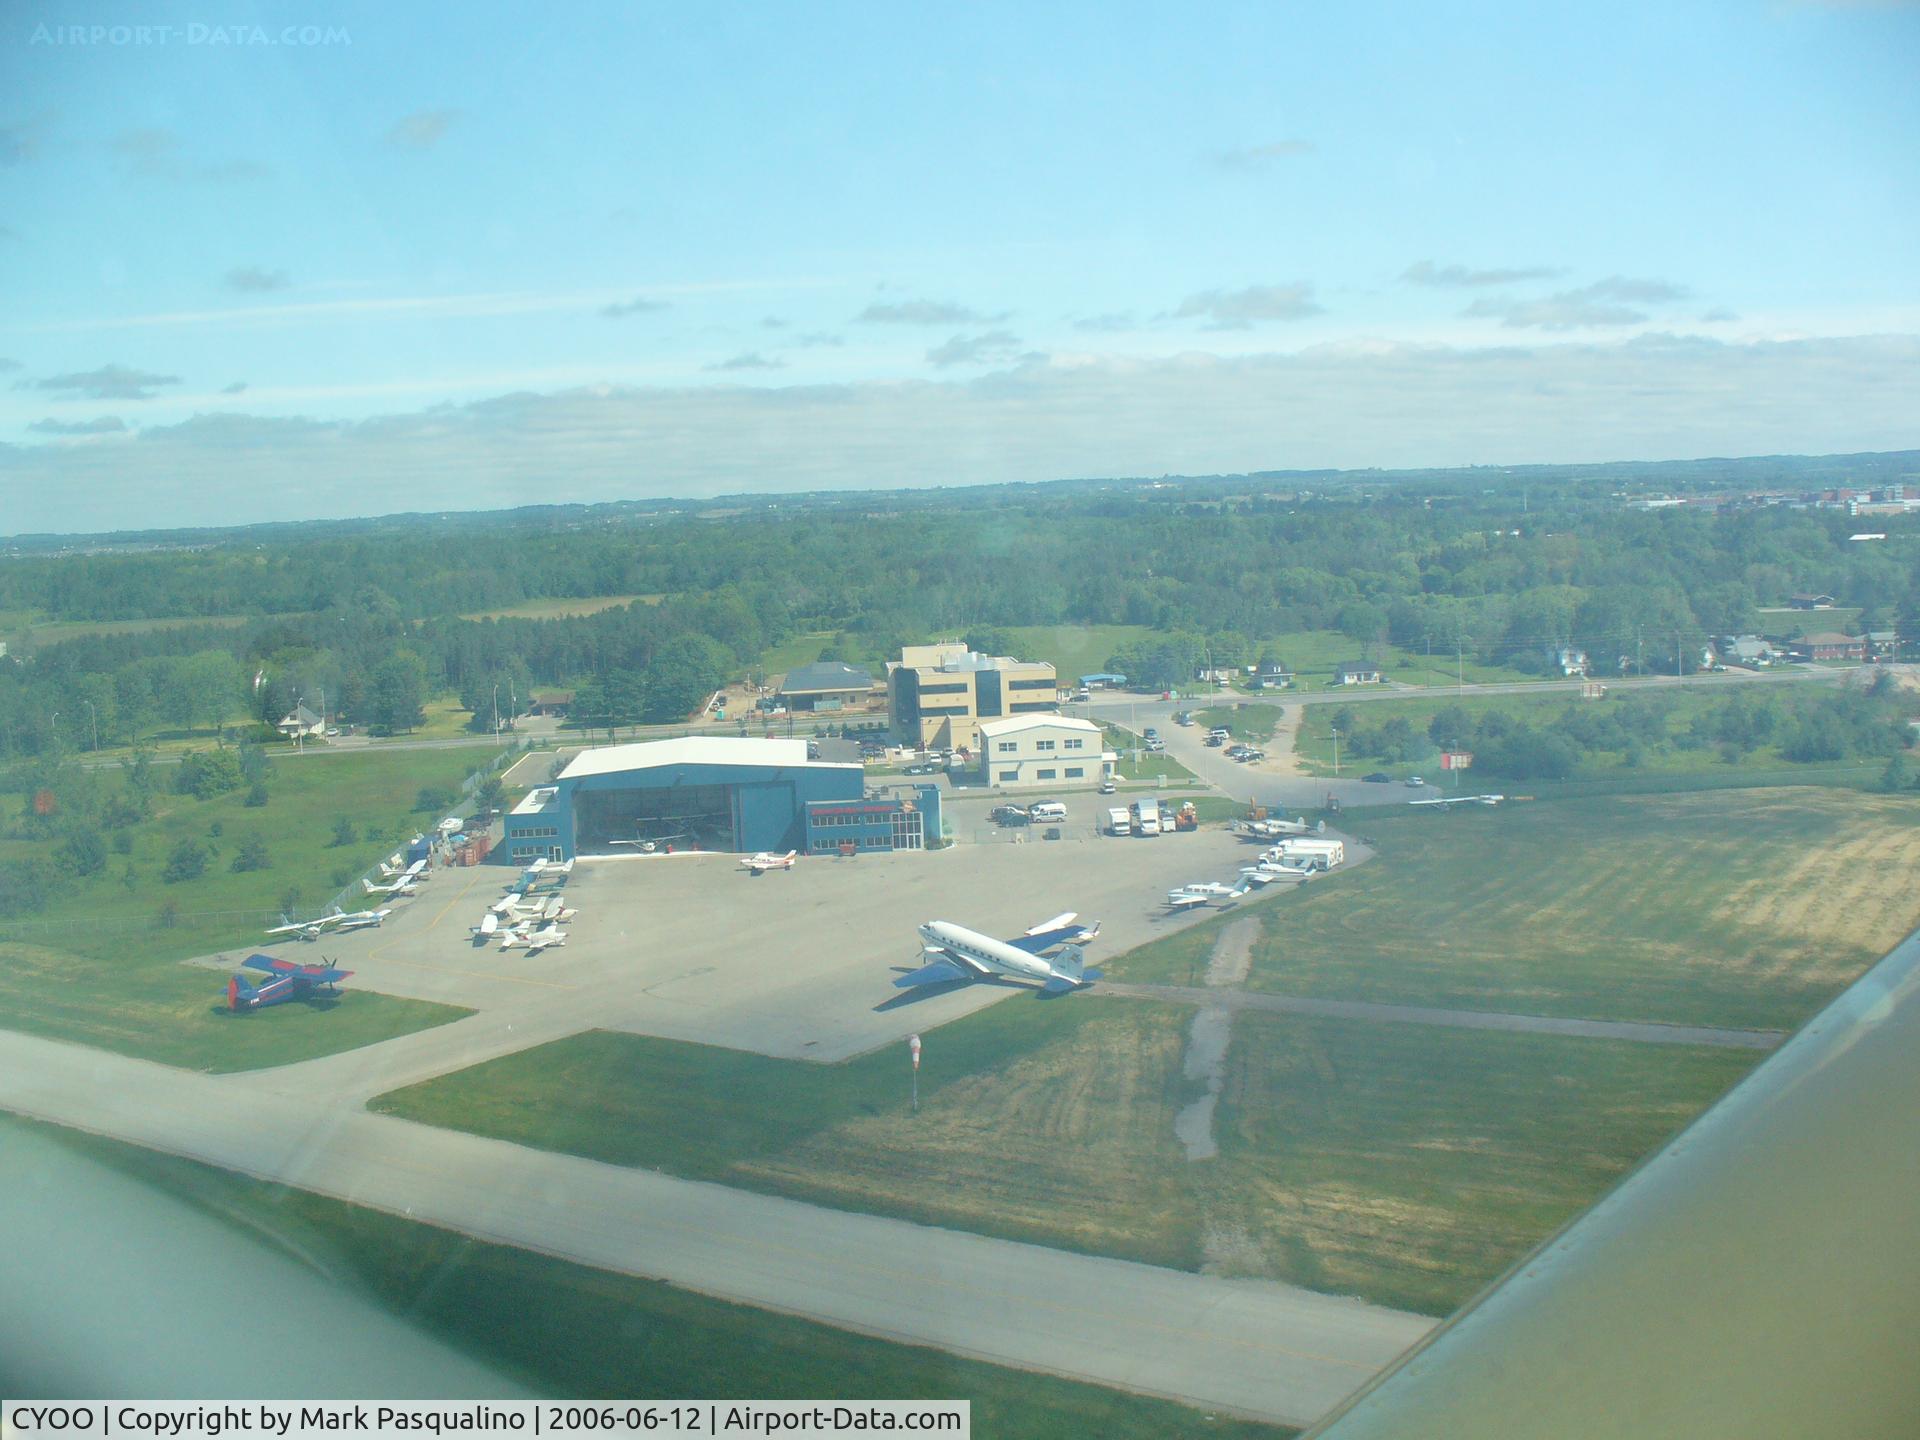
(1244, 631), (1543, 693)
(0, 746), (491, 1069)
(11, 612), (258, 646)
(1100, 723), (1199, 785)
(1194, 703), (1285, 742)
(372, 985), (1758, 1318)
(458, 594), (661, 621)
(994, 624), (1162, 683)
(1754, 606), (1862, 639)
(6, 1116), (1286, 1438)
(1113, 789), (1920, 1032)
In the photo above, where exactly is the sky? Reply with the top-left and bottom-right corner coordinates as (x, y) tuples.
(1, 0), (1917, 534)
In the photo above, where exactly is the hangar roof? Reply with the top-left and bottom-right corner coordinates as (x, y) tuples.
(779, 660), (874, 694)
(558, 736), (859, 780)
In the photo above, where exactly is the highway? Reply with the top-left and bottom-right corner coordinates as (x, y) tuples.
(0, 1028), (1432, 1427)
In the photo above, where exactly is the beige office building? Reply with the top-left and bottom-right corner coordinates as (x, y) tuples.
(889, 641), (1060, 751)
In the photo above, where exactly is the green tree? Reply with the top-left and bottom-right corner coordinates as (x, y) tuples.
(369, 651), (428, 734)
(175, 749), (243, 799)
(163, 838), (209, 883)
(58, 826), (107, 877)
(330, 816), (358, 847)
(243, 781), (270, 807)
(231, 836), (271, 872)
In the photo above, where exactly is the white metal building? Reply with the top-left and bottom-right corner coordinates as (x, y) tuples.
(976, 714), (1116, 788)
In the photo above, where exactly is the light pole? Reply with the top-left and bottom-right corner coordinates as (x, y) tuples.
(492, 682), (500, 735)
(1330, 726), (1341, 777)
(83, 699), (97, 751)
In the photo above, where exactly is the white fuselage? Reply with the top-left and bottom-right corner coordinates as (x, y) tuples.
(919, 921), (1055, 984)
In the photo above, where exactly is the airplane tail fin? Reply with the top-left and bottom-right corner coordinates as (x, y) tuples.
(1053, 944), (1087, 983)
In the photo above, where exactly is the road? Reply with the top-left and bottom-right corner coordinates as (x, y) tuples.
(1099, 982), (1786, 1050)
(0, 1028), (1432, 1427)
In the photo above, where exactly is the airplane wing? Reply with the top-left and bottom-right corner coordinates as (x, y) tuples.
(241, 953), (298, 974)
(298, 963), (352, 983)
(1024, 911), (1077, 935)
(892, 956), (979, 988)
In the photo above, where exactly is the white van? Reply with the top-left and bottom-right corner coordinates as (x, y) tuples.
(1028, 801), (1067, 823)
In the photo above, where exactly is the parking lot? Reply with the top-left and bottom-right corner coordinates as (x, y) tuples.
(232, 804), (1266, 1065)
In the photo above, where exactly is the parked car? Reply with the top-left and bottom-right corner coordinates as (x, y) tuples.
(1406, 775), (1426, 787)
(1363, 772), (1391, 783)
(904, 762), (937, 775)
(990, 805), (1030, 825)
(1098, 778), (1117, 794)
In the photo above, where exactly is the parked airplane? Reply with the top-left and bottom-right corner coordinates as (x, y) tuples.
(895, 914), (1102, 995)
(518, 858), (575, 889)
(226, 953), (353, 1011)
(332, 907), (391, 933)
(1408, 793), (1506, 808)
(500, 923), (567, 953)
(378, 857), (430, 882)
(362, 875), (419, 897)
(1165, 882), (1250, 911)
(470, 911), (499, 939)
(742, 850), (798, 874)
(266, 910), (344, 941)
(539, 895), (577, 921)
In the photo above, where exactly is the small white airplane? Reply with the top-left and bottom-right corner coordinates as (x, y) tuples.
(539, 895), (577, 921)
(1240, 861), (1313, 885)
(518, 858), (575, 889)
(500, 923), (567, 953)
(895, 913), (1102, 995)
(1408, 793), (1506, 809)
(266, 910), (344, 941)
(742, 850), (798, 874)
(1239, 816), (1315, 840)
(379, 856), (430, 881)
(470, 911), (499, 939)
(363, 875), (419, 897)
(1165, 882), (1250, 911)
(333, 907), (392, 933)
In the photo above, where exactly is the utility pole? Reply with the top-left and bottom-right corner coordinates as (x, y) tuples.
(84, 699), (97, 751)
(1330, 727), (1341, 777)
(1676, 632), (1683, 678)
(1456, 636), (1465, 693)
(1636, 628), (1644, 676)
(492, 682), (500, 735)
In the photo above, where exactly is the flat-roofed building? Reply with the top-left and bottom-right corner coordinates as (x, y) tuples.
(889, 641), (1059, 751)
(977, 714), (1115, 789)
(777, 660), (875, 712)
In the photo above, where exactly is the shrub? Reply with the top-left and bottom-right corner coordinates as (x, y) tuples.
(174, 749), (243, 799)
(163, 838), (209, 883)
(329, 816), (357, 847)
(230, 836), (271, 873)
(243, 781), (269, 808)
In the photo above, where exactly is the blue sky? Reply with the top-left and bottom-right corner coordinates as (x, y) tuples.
(2, 1), (1917, 532)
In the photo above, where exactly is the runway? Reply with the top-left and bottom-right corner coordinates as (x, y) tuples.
(0, 1027), (1432, 1427)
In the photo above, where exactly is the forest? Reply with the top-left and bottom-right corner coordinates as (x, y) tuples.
(1, 456), (1917, 763)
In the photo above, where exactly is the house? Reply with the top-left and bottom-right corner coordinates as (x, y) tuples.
(1795, 632), (1866, 662)
(1716, 635), (1778, 666)
(1789, 593), (1836, 610)
(526, 689), (574, 718)
(1867, 630), (1899, 661)
(276, 703), (325, 739)
(1546, 646), (1589, 677)
(1333, 661), (1383, 686)
(1249, 660), (1295, 690)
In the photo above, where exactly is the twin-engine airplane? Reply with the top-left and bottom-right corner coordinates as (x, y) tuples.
(1408, 792), (1506, 808)
(895, 912), (1102, 995)
(266, 906), (391, 940)
(742, 850), (797, 874)
(1165, 881), (1249, 910)
(226, 953), (353, 1010)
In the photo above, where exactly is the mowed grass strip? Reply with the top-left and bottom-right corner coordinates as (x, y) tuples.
(376, 996), (1204, 1270)
(1112, 789), (1920, 1032)
(1202, 1013), (1756, 1315)
(7, 1118), (1288, 1439)
(0, 937), (468, 1072)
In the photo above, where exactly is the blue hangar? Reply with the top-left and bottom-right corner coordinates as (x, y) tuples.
(502, 736), (940, 862)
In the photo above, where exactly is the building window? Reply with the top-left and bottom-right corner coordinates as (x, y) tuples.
(996, 741), (1016, 753)
(1065, 767), (1084, 778)
(1037, 768), (1056, 780)
(1065, 738), (1084, 750)
(999, 769), (1019, 782)
(1035, 740), (1056, 751)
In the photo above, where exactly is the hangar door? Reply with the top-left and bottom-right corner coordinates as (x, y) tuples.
(574, 781), (736, 852)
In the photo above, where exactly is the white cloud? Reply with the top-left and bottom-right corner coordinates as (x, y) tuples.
(1403, 260), (1565, 288)
(855, 299), (1003, 325)
(1464, 275), (1692, 330)
(1172, 284), (1323, 329)
(703, 352), (785, 372)
(225, 266), (291, 293)
(35, 364), (180, 400)
(5, 334), (1916, 533)
(926, 330), (1029, 368)
(1217, 140), (1315, 169)
(385, 109), (459, 150)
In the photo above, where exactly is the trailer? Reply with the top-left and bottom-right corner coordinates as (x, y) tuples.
(1129, 800), (1161, 837)
(1105, 806), (1132, 837)
(1276, 837), (1344, 868)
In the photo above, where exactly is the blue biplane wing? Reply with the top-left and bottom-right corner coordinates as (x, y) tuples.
(299, 964), (353, 983)
(241, 953), (297, 974)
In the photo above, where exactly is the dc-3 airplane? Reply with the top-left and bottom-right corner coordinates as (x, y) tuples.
(1408, 792), (1506, 809)
(742, 850), (797, 874)
(226, 953), (353, 1010)
(895, 912), (1102, 995)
